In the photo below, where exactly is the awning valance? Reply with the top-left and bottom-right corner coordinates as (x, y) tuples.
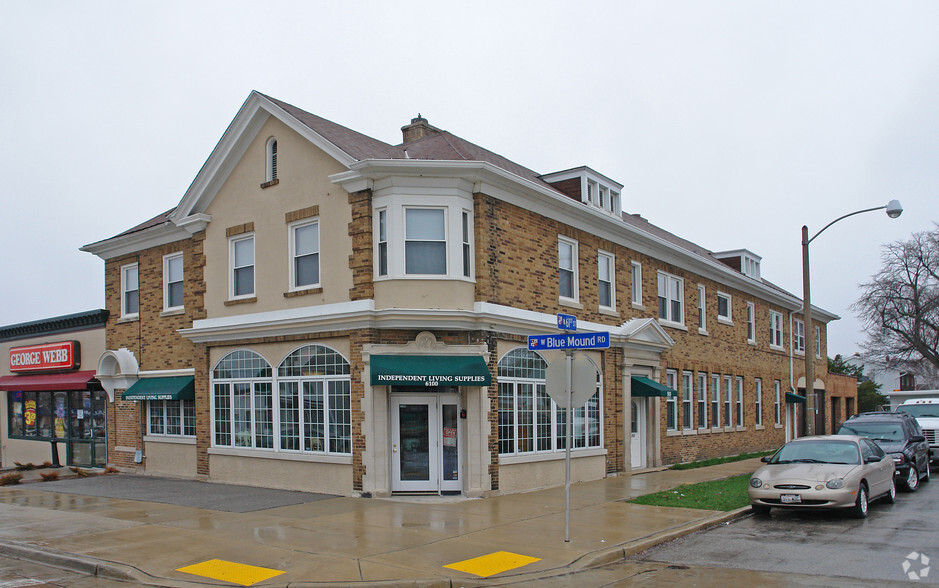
(0, 370), (98, 392)
(370, 355), (491, 387)
(786, 392), (806, 404)
(122, 376), (195, 401)
(631, 376), (677, 398)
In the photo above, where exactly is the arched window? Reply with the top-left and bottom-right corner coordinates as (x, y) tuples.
(277, 345), (351, 455)
(212, 350), (273, 449)
(497, 348), (601, 456)
(266, 137), (278, 182)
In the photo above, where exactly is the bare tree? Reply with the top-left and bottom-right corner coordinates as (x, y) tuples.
(853, 225), (939, 375)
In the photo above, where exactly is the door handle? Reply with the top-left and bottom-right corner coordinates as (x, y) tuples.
(393, 444), (398, 453)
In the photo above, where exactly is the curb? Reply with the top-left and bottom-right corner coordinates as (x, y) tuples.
(0, 540), (169, 586)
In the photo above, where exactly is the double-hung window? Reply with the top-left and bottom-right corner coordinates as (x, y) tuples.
(717, 292), (732, 324)
(746, 302), (756, 343)
(682, 372), (693, 430)
(230, 234), (255, 298)
(697, 373), (707, 429)
(815, 326), (822, 358)
(598, 251), (614, 310)
(697, 285), (707, 332)
(290, 220), (320, 289)
(794, 319), (806, 353)
(163, 253), (184, 311)
(769, 311), (784, 349)
(657, 272), (684, 325)
(774, 380), (781, 425)
(377, 209), (388, 277)
(558, 237), (578, 301)
(631, 261), (642, 306)
(405, 208), (447, 275)
(121, 263), (139, 318)
(723, 375), (733, 427)
(666, 370), (678, 431)
(462, 211), (472, 278)
(735, 376), (744, 427)
(711, 374), (720, 428)
(754, 378), (763, 426)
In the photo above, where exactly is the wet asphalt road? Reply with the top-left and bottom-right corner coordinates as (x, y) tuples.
(632, 471), (938, 585)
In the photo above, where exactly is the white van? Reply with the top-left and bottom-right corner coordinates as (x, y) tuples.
(896, 398), (939, 464)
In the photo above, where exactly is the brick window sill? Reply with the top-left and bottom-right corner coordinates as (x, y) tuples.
(260, 178), (280, 189)
(224, 297), (257, 307)
(284, 287), (323, 298)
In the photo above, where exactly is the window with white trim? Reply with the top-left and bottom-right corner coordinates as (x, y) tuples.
(794, 319), (806, 354)
(735, 376), (744, 427)
(631, 261), (642, 306)
(717, 292), (732, 324)
(697, 284), (707, 332)
(558, 237), (578, 302)
(682, 371), (693, 430)
(497, 348), (601, 455)
(163, 253), (184, 311)
(666, 370), (678, 431)
(121, 263), (139, 318)
(462, 211), (472, 278)
(211, 346), (352, 455)
(697, 372), (707, 429)
(769, 310), (784, 349)
(746, 302), (756, 343)
(774, 380), (781, 425)
(266, 137), (278, 182)
(377, 209), (388, 277)
(723, 375), (733, 427)
(405, 208), (447, 275)
(754, 378), (763, 426)
(711, 374), (720, 428)
(815, 325), (822, 358)
(230, 234), (255, 298)
(657, 272), (684, 325)
(148, 400), (195, 436)
(290, 219), (320, 290)
(598, 251), (614, 310)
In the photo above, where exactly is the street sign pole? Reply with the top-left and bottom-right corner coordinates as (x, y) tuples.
(565, 347), (572, 543)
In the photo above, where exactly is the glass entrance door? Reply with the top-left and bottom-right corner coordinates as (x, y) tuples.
(68, 390), (107, 467)
(391, 393), (461, 493)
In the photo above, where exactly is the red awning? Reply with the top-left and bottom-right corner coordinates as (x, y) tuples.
(0, 370), (98, 392)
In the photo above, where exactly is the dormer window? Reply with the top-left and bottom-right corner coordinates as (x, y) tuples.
(541, 167), (623, 217)
(713, 249), (762, 281)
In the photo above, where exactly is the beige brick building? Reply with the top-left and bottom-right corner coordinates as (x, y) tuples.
(80, 92), (844, 496)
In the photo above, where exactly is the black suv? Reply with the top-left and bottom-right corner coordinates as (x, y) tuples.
(838, 412), (930, 491)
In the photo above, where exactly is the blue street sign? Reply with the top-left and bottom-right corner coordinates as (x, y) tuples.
(528, 332), (611, 351)
(557, 313), (577, 331)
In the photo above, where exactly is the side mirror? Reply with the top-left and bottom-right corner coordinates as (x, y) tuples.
(761, 455), (772, 463)
(911, 435), (926, 443)
(865, 455), (883, 463)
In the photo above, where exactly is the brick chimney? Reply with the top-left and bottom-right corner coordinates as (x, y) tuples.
(401, 114), (442, 143)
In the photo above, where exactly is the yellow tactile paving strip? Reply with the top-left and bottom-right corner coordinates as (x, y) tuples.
(176, 559), (285, 586)
(444, 550), (541, 577)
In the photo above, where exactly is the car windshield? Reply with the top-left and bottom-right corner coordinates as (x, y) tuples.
(838, 422), (905, 442)
(897, 405), (939, 418)
(771, 440), (861, 465)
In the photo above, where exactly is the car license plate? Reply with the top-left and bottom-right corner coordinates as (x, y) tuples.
(780, 494), (802, 504)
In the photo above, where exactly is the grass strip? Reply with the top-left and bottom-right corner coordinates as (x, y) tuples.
(670, 450), (773, 470)
(627, 473), (752, 511)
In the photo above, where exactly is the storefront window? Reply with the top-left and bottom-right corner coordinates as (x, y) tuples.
(210, 345), (351, 456)
(147, 400), (196, 437)
(497, 348), (602, 456)
(8, 391), (67, 439)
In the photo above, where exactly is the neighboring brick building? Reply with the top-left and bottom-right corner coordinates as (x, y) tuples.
(80, 92), (838, 496)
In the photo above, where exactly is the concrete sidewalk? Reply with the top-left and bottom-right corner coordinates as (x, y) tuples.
(0, 459), (761, 587)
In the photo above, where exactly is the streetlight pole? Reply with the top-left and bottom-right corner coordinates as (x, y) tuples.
(801, 200), (902, 436)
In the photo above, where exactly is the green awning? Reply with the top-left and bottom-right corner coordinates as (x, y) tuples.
(786, 392), (806, 404)
(371, 355), (492, 387)
(631, 376), (677, 398)
(122, 376), (195, 401)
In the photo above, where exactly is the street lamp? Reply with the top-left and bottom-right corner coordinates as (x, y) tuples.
(801, 199), (902, 436)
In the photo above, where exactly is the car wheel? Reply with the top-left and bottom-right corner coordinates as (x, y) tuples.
(905, 465), (920, 491)
(751, 504), (771, 516)
(852, 483), (869, 518)
(884, 478), (897, 504)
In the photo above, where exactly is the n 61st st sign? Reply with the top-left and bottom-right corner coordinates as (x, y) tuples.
(528, 332), (610, 350)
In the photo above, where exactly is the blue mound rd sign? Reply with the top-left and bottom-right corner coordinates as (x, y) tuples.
(528, 332), (611, 350)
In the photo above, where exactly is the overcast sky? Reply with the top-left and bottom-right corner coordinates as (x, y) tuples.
(1, 1), (936, 359)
